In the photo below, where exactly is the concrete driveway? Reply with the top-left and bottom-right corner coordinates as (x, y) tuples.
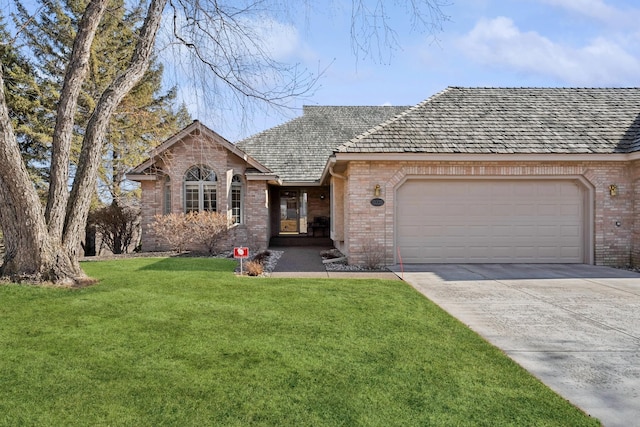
(390, 264), (640, 427)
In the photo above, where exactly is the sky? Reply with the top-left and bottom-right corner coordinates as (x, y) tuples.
(7, 0), (638, 141)
(159, 0), (639, 142)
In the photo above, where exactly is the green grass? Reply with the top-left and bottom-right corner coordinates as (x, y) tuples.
(0, 257), (598, 426)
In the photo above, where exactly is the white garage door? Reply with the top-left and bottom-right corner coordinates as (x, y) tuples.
(396, 179), (585, 263)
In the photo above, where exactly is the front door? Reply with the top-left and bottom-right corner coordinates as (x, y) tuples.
(280, 190), (299, 233)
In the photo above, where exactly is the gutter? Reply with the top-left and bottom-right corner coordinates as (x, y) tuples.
(333, 152), (640, 162)
(329, 166), (346, 180)
(320, 156), (347, 183)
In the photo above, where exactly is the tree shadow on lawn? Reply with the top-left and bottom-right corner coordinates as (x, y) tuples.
(137, 256), (236, 272)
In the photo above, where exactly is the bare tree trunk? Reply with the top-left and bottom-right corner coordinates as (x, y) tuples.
(0, 68), (81, 283)
(45, 0), (109, 241)
(62, 0), (167, 258)
(0, 0), (165, 284)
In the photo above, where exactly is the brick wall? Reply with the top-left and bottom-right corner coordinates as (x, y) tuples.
(139, 179), (163, 251)
(244, 180), (269, 250)
(139, 133), (270, 253)
(306, 187), (330, 224)
(340, 159), (636, 267)
(631, 159), (640, 266)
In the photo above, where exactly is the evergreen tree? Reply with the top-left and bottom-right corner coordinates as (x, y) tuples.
(0, 17), (49, 193)
(13, 0), (189, 202)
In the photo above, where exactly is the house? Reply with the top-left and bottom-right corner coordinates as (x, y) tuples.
(128, 87), (640, 267)
(127, 105), (407, 253)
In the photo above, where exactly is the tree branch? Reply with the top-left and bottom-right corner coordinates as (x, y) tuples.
(168, 0), (322, 109)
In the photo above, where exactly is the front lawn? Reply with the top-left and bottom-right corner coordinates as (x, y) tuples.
(0, 258), (598, 426)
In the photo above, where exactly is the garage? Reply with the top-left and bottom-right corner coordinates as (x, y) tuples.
(395, 179), (589, 263)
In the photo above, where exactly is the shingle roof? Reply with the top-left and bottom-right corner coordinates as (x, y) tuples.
(236, 105), (409, 182)
(337, 87), (640, 154)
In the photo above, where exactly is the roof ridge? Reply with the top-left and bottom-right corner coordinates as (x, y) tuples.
(449, 86), (640, 90)
(238, 105), (411, 145)
(336, 87), (453, 152)
(303, 104), (411, 108)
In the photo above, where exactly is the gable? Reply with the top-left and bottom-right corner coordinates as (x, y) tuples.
(128, 120), (270, 181)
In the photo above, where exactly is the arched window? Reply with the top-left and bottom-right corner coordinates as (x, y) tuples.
(163, 175), (171, 215)
(184, 166), (217, 213)
(230, 174), (243, 224)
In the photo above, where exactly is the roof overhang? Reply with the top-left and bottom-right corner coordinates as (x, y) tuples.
(125, 174), (158, 181)
(277, 181), (325, 187)
(245, 173), (282, 186)
(320, 151), (640, 184)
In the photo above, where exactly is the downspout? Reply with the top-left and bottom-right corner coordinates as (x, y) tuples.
(329, 166), (346, 180)
(328, 166), (347, 252)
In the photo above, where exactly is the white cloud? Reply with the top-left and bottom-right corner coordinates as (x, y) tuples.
(457, 16), (640, 86)
(249, 17), (317, 62)
(538, 0), (640, 27)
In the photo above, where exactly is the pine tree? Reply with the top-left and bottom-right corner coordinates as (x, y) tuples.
(13, 0), (189, 202)
(0, 17), (49, 194)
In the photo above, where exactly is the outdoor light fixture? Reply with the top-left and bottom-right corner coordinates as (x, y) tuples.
(609, 184), (618, 197)
(374, 184), (381, 197)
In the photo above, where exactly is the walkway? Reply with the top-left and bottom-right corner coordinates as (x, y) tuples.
(268, 246), (399, 280)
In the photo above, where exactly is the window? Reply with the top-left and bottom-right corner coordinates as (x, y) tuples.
(231, 174), (243, 224)
(163, 176), (171, 215)
(184, 166), (217, 213)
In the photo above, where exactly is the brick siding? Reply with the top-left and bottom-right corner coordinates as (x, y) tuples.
(340, 160), (638, 267)
(631, 159), (640, 266)
(139, 133), (269, 253)
(137, 128), (639, 267)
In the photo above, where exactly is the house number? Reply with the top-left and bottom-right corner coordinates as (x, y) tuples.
(370, 198), (385, 207)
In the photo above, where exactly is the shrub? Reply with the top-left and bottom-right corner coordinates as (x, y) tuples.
(150, 213), (194, 253)
(362, 238), (385, 270)
(90, 203), (140, 254)
(150, 212), (232, 254)
(245, 260), (264, 276)
(190, 211), (231, 254)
